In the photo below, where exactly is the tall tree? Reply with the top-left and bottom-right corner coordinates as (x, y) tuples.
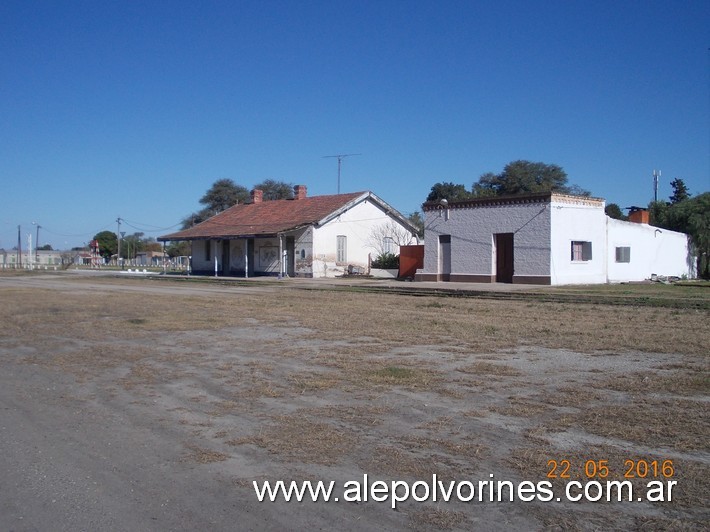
(471, 160), (590, 197)
(669, 178), (690, 204)
(649, 192), (710, 279)
(605, 203), (627, 220)
(407, 211), (425, 239)
(93, 230), (117, 260)
(180, 209), (213, 230)
(199, 179), (250, 214)
(166, 241), (191, 257)
(254, 179), (294, 200)
(426, 182), (472, 202)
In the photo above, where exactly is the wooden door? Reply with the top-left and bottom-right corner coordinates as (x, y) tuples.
(495, 233), (514, 283)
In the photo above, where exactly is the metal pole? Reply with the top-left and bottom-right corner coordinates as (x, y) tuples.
(337, 157), (342, 194)
(17, 225), (22, 268)
(35, 224), (41, 264)
(27, 233), (32, 270)
(116, 217), (122, 268)
(279, 235), (284, 278)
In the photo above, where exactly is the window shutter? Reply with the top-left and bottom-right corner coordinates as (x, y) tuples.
(582, 241), (593, 261)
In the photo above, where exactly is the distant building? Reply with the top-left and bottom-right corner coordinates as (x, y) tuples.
(0, 249), (65, 269)
(416, 193), (693, 285)
(159, 185), (418, 277)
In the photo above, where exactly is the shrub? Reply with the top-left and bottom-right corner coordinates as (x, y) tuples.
(371, 252), (399, 269)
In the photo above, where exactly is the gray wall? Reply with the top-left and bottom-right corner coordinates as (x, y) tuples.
(421, 201), (551, 281)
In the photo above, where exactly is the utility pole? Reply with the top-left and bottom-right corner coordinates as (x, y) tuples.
(323, 153), (361, 194)
(116, 217), (122, 268)
(33, 222), (41, 264)
(17, 225), (22, 268)
(653, 169), (661, 203)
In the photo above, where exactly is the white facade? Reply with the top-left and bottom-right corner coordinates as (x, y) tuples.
(0, 249), (65, 269)
(311, 198), (411, 277)
(416, 193), (693, 285)
(606, 218), (692, 282)
(189, 193), (417, 278)
(549, 195), (608, 285)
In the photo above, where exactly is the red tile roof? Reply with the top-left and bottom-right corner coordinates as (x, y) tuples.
(159, 192), (366, 241)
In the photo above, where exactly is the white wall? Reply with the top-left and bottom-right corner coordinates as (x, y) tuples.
(607, 218), (692, 282)
(191, 240), (214, 271)
(294, 227), (313, 277)
(550, 197), (607, 285)
(312, 198), (414, 278)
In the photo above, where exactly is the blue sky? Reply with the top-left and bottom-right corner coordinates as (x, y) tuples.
(1, 0), (708, 249)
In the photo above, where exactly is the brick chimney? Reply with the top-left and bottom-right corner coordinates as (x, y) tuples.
(294, 185), (307, 200)
(628, 207), (649, 224)
(251, 189), (263, 204)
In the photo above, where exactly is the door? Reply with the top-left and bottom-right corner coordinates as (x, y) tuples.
(495, 233), (514, 283)
(247, 238), (255, 277)
(439, 235), (451, 281)
(221, 240), (230, 275)
(286, 237), (295, 277)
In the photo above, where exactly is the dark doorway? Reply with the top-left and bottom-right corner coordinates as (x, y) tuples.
(285, 237), (295, 277)
(439, 235), (451, 281)
(247, 238), (255, 277)
(495, 233), (514, 283)
(221, 240), (230, 275)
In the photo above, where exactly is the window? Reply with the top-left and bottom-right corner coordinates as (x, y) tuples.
(383, 237), (394, 255)
(336, 235), (347, 263)
(615, 246), (631, 263)
(204, 240), (211, 261)
(571, 241), (592, 262)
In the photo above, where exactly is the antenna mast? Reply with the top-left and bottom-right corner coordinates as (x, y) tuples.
(653, 169), (661, 202)
(323, 153), (361, 194)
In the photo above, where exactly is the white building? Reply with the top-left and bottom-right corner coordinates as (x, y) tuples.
(159, 185), (418, 278)
(0, 249), (65, 269)
(415, 193), (693, 285)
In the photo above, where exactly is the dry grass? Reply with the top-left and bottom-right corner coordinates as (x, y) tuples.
(1, 277), (708, 527)
(182, 444), (230, 464)
(457, 361), (522, 377)
(2, 279), (708, 356)
(228, 415), (359, 465)
(598, 372), (709, 396)
(363, 444), (462, 479)
(577, 399), (707, 451)
(408, 507), (467, 530)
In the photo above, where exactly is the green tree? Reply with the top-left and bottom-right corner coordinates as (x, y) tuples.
(199, 178), (250, 214)
(426, 182), (472, 202)
(686, 193), (710, 279)
(166, 241), (191, 257)
(254, 179), (294, 200)
(93, 230), (117, 260)
(180, 209), (213, 230)
(648, 200), (669, 227)
(605, 203), (627, 220)
(407, 211), (425, 239)
(38, 244), (53, 250)
(669, 178), (690, 204)
(471, 160), (590, 197)
(649, 193), (710, 279)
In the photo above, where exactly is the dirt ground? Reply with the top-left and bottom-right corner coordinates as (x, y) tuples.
(0, 272), (707, 531)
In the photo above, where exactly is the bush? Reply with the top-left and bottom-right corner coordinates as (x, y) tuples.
(371, 252), (399, 269)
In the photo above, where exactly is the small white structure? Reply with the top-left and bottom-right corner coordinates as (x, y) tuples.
(160, 185), (418, 278)
(415, 193), (693, 285)
(0, 248), (65, 269)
